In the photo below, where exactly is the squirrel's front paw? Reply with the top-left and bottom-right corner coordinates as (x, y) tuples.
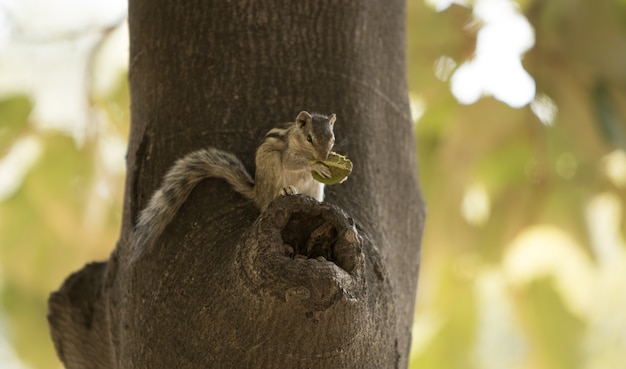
(279, 185), (299, 196)
(312, 162), (332, 178)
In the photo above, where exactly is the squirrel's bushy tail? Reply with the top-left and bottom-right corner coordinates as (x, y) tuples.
(133, 148), (254, 250)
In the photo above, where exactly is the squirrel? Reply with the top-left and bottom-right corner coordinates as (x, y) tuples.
(133, 111), (337, 248)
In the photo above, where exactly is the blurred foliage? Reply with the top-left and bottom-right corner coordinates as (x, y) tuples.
(1, 1), (626, 369)
(0, 96), (32, 152)
(407, 0), (626, 369)
(0, 50), (129, 367)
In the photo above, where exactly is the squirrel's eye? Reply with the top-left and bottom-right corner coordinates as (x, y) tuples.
(306, 134), (313, 143)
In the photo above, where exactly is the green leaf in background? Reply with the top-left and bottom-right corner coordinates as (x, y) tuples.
(515, 278), (585, 369)
(0, 134), (90, 369)
(0, 131), (121, 369)
(409, 0), (626, 368)
(0, 95), (33, 152)
(594, 82), (626, 151)
(411, 258), (478, 369)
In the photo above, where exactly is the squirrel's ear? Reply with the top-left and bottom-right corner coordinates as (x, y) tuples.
(296, 111), (312, 127)
(328, 114), (336, 127)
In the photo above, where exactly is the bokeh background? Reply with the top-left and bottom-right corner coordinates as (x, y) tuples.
(1, 0), (625, 368)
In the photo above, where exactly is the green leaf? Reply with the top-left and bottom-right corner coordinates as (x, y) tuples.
(310, 151), (353, 185)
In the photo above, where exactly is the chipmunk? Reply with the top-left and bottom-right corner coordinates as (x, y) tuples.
(133, 111), (336, 248)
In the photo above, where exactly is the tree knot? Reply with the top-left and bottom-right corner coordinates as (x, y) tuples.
(236, 195), (365, 309)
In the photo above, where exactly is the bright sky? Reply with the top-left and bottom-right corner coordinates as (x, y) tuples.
(0, 0), (127, 142)
(427, 0), (536, 108)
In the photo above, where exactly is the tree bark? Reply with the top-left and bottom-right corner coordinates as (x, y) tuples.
(48, 1), (425, 368)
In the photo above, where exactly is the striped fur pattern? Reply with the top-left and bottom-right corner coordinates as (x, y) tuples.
(133, 111), (336, 249)
(254, 111), (335, 209)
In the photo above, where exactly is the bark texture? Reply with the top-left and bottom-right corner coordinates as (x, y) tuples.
(48, 1), (425, 368)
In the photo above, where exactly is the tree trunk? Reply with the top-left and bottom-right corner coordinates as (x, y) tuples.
(47, 1), (425, 368)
